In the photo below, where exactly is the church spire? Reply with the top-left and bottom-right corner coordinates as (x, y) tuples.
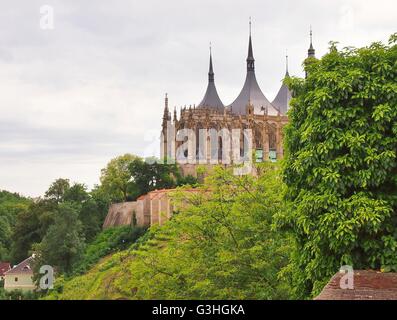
(197, 45), (224, 110)
(163, 93), (170, 121)
(285, 50), (290, 77)
(272, 54), (292, 116)
(308, 26), (315, 58)
(208, 43), (214, 82)
(247, 17), (255, 71)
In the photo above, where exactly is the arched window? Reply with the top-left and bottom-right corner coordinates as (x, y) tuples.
(218, 136), (223, 162)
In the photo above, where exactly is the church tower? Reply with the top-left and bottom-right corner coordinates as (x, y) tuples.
(305, 26), (316, 78)
(160, 93), (172, 161)
(308, 26), (316, 58)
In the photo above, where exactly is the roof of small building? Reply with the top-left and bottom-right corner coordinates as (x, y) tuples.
(315, 270), (397, 300)
(0, 262), (11, 276)
(5, 256), (34, 275)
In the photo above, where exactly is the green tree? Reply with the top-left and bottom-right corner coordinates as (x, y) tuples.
(64, 183), (90, 203)
(129, 157), (197, 199)
(278, 34), (397, 298)
(10, 199), (57, 263)
(45, 178), (71, 203)
(78, 198), (105, 242)
(0, 191), (31, 261)
(10, 177), (109, 264)
(99, 154), (139, 202)
(34, 202), (85, 274)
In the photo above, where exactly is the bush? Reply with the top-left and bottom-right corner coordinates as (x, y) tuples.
(0, 289), (38, 300)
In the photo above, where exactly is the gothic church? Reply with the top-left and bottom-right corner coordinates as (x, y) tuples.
(161, 25), (316, 176)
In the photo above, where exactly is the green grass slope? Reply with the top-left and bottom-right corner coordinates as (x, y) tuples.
(45, 165), (293, 300)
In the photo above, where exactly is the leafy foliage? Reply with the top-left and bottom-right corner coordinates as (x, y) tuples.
(0, 288), (38, 300)
(99, 154), (139, 202)
(129, 157), (197, 199)
(34, 202), (86, 274)
(278, 34), (397, 297)
(0, 191), (31, 261)
(10, 179), (107, 263)
(98, 154), (197, 203)
(10, 199), (57, 263)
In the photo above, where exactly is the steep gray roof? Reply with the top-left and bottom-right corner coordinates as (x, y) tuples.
(272, 57), (292, 115)
(228, 34), (279, 116)
(197, 50), (224, 111)
(272, 77), (291, 115)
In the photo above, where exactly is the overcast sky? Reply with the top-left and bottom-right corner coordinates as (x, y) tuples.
(0, 0), (395, 197)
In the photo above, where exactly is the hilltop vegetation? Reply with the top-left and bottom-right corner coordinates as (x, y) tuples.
(45, 164), (292, 300)
(0, 155), (196, 299)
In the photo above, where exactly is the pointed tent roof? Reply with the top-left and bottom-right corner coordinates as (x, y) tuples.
(197, 46), (224, 111)
(272, 53), (292, 115)
(228, 23), (279, 116)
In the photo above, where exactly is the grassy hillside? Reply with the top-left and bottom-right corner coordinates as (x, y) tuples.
(47, 252), (134, 299)
(71, 225), (147, 276)
(45, 230), (155, 299)
(45, 164), (293, 300)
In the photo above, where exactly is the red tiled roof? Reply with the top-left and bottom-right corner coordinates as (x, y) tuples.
(5, 256), (34, 275)
(315, 270), (397, 300)
(0, 262), (11, 276)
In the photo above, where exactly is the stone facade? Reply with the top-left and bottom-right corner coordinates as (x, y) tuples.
(103, 188), (197, 229)
(161, 103), (289, 176)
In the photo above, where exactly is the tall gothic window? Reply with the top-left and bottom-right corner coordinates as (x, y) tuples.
(218, 137), (223, 162)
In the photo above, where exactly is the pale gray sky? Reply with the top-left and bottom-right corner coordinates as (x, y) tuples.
(0, 0), (395, 197)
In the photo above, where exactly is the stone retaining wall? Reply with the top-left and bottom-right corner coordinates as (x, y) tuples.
(103, 188), (197, 229)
